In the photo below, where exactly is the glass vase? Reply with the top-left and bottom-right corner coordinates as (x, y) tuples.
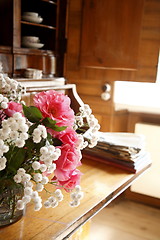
(0, 184), (24, 227)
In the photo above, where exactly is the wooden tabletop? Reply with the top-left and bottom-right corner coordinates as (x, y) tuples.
(0, 157), (150, 240)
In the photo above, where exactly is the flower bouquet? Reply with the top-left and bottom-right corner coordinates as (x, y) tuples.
(0, 74), (100, 216)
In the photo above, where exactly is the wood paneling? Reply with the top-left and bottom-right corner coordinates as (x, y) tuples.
(80, 0), (144, 70)
(65, 0), (160, 132)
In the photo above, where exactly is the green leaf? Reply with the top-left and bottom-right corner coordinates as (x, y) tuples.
(42, 117), (67, 132)
(7, 147), (26, 174)
(23, 105), (43, 123)
(52, 138), (63, 146)
(47, 132), (53, 145)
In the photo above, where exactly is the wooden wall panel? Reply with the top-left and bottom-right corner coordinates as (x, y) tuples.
(80, 0), (144, 70)
(65, 0), (160, 132)
(135, 0), (160, 82)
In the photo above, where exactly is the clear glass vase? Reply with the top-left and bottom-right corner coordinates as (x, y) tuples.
(0, 184), (24, 227)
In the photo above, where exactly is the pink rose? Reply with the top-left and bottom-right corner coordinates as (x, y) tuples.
(4, 101), (22, 117)
(54, 144), (82, 181)
(57, 169), (82, 192)
(57, 127), (78, 146)
(34, 90), (75, 127)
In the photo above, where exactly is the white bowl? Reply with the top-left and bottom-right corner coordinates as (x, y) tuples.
(23, 12), (39, 18)
(22, 36), (40, 43)
(22, 15), (43, 24)
(22, 42), (44, 49)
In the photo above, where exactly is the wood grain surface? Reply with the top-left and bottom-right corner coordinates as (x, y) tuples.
(0, 157), (150, 240)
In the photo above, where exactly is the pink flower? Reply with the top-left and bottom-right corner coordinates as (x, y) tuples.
(34, 90), (75, 127)
(57, 127), (78, 146)
(4, 101), (22, 117)
(57, 169), (82, 192)
(54, 144), (82, 181)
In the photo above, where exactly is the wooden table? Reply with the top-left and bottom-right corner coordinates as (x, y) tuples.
(0, 157), (150, 240)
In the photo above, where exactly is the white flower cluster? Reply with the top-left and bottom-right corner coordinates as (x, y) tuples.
(76, 134), (88, 150)
(0, 74), (26, 102)
(69, 185), (84, 207)
(0, 94), (8, 109)
(14, 166), (64, 211)
(33, 125), (47, 143)
(14, 168), (46, 211)
(0, 112), (29, 148)
(39, 145), (61, 173)
(44, 189), (64, 208)
(75, 104), (100, 149)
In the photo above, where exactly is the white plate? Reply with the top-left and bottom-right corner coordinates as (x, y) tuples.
(22, 15), (43, 24)
(22, 42), (44, 49)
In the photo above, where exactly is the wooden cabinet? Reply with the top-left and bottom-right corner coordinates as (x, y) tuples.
(0, 0), (67, 77)
(66, 0), (160, 132)
(80, 0), (144, 70)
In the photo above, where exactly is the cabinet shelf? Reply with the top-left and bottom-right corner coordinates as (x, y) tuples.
(21, 20), (56, 30)
(0, 0), (67, 77)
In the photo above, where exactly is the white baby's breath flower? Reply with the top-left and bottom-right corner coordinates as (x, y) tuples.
(32, 161), (41, 170)
(48, 196), (56, 203)
(43, 158), (52, 167)
(2, 144), (9, 153)
(55, 148), (61, 156)
(22, 195), (31, 204)
(36, 183), (44, 192)
(51, 201), (58, 208)
(33, 196), (42, 205)
(22, 173), (31, 183)
(10, 131), (19, 140)
(41, 176), (49, 185)
(0, 163), (6, 171)
(13, 112), (22, 120)
(75, 185), (81, 192)
(44, 201), (51, 208)
(10, 122), (19, 131)
(24, 187), (33, 196)
(33, 128), (41, 135)
(19, 132), (28, 140)
(25, 181), (33, 188)
(48, 145), (55, 153)
(33, 136), (41, 143)
(47, 163), (56, 173)
(31, 191), (39, 199)
(54, 189), (62, 197)
(33, 173), (42, 182)
(2, 126), (11, 135)
(40, 146), (48, 155)
(3, 97), (9, 103)
(15, 139), (25, 148)
(17, 200), (25, 210)
(50, 152), (60, 161)
(39, 164), (47, 172)
(17, 168), (26, 176)
(34, 202), (42, 211)
(17, 117), (26, 125)
(1, 102), (8, 109)
(0, 156), (7, 171)
(56, 194), (63, 202)
(19, 124), (28, 132)
(0, 94), (3, 102)
(13, 174), (22, 183)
